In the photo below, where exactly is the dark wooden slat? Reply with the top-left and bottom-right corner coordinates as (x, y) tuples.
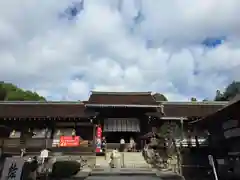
(0, 104), (94, 118)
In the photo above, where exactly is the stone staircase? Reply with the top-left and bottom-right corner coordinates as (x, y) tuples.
(95, 152), (150, 169)
(122, 152), (150, 168)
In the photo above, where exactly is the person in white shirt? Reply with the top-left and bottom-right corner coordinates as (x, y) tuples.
(120, 138), (125, 152)
(129, 137), (136, 152)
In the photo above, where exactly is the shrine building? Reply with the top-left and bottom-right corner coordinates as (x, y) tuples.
(0, 91), (227, 155)
(182, 95), (240, 180)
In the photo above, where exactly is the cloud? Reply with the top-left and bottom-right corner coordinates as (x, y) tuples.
(0, 0), (240, 101)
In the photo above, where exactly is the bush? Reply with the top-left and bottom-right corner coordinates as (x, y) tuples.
(51, 161), (80, 178)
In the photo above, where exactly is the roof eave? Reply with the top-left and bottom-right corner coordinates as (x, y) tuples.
(85, 104), (160, 108)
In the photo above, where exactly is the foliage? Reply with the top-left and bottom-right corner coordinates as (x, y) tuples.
(0, 82), (45, 101)
(0, 82), (7, 100)
(158, 122), (181, 138)
(191, 97), (197, 101)
(152, 93), (168, 101)
(215, 81), (240, 101)
(51, 161), (81, 178)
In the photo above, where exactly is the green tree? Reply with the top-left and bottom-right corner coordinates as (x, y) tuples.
(0, 82), (46, 101)
(215, 81), (240, 101)
(191, 97), (197, 101)
(224, 81), (240, 100)
(152, 93), (168, 101)
(0, 82), (7, 100)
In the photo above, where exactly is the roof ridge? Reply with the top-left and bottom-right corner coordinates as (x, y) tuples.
(90, 91), (152, 95)
(0, 101), (84, 104)
(159, 101), (228, 105)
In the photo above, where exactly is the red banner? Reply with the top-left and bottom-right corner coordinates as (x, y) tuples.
(60, 136), (80, 147)
(97, 126), (102, 138)
(96, 126), (102, 153)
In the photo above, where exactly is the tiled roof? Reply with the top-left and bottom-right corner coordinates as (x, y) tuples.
(88, 91), (157, 105)
(161, 102), (226, 117)
(0, 103), (92, 118)
(191, 98), (240, 127)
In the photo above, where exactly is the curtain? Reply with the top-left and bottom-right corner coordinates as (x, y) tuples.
(104, 118), (140, 132)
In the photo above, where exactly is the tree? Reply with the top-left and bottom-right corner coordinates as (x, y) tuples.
(152, 93), (168, 101)
(215, 81), (240, 101)
(224, 81), (240, 100)
(0, 82), (7, 100)
(191, 97), (197, 102)
(0, 82), (46, 101)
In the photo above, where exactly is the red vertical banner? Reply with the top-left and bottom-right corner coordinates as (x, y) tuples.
(97, 126), (102, 138)
(96, 125), (102, 153)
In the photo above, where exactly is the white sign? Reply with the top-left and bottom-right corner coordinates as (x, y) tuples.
(40, 149), (49, 158)
(1, 157), (25, 180)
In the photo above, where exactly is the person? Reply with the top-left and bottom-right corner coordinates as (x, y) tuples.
(29, 156), (38, 180)
(129, 137), (136, 152)
(102, 136), (107, 159)
(109, 148), (119, 168)
(120, 138), (125, 152)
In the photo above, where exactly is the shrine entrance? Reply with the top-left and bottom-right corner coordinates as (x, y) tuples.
(104, 132), (139, 144)
(102, 118), (141, 149)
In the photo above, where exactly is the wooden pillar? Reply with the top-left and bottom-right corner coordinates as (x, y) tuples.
(193, 127), (200, 148)
(93, 124), (96, 153)
(50, 118), (55, 139)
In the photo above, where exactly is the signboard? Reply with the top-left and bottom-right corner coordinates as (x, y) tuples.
(60, 136), (80, 147)
(1, 157), (25, 180)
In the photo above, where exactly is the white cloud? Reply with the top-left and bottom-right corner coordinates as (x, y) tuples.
(0, 0), (240, 101)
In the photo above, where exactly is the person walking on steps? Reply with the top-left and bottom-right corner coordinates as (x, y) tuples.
(120, 138), (125, 152)
(102, 136), (107, 159)
(129, 137), (136, 152)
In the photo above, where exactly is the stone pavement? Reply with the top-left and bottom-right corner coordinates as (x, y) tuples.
(95, 155), (109, 168)
(72, 167), (184, 180)
(74, 152), (184, 179)
(54, 155), (96, 168)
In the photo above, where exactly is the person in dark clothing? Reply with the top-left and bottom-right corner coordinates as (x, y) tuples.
(31, 156), (39, 172)
(120, 138), (125, 152)
(102, 136), (107, 159)
(102, 137), (106, 151)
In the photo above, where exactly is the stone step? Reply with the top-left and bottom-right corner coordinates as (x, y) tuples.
(96, 152), (150, 169)
(122, 152), (149, 168)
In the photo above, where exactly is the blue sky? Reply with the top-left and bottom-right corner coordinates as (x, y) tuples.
(0, 0), (240, 101)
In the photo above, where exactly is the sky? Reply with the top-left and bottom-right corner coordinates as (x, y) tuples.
(0, 0), (240, 101)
